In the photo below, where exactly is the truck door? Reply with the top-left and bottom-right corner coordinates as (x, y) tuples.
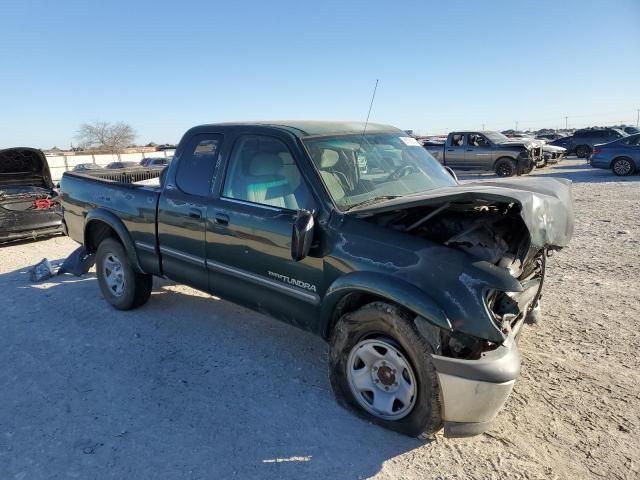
(444, 133), (467, 168)
(157, 133), (223, 290)
(205, 133), (323, 329)
(465, 133), (494, 170)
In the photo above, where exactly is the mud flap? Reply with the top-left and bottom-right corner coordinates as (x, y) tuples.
(57, 246), (96, 276)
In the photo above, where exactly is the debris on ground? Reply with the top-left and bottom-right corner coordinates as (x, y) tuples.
(57, 246), (96, 276)
(29, 258), (54, 282)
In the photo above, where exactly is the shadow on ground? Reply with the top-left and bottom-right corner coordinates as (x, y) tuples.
(0, 263), (425, 479)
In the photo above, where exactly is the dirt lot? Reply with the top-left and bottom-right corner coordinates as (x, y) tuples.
(1, 158), (638, 479)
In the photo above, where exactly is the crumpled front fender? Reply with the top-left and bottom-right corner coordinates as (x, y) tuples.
(320, 271), (451, 338)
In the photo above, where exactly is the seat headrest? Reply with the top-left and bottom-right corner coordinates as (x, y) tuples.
(249, 153), (283, 176)
(320, 149), (339, 169)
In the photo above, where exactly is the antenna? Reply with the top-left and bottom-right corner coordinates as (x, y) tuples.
(362, 79), (379, 136)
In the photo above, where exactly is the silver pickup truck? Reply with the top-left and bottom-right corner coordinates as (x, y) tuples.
(424, 131), (543, 177)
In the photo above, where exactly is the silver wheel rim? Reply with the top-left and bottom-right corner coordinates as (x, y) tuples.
(346, 338), (417, 420)
(103, 254), (125, 297)
(614, 159), (631, 175)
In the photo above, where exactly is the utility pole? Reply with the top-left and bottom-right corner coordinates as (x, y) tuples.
(565, 116), (568, 130)
(515, 121), (519, 131)
(636, 108), (639, 127)
(482, 123), (485, 130)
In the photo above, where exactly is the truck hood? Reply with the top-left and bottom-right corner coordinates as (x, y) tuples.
(351, 177), (574, 249)
(0, 148), (54, 190)
(500, 138), (544, 148)
(543, 144), (567, 153)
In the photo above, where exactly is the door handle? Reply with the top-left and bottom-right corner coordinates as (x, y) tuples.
(215, 213), (229, 226)
(188, 208), (203, 219)
(466, 149), (473, 151)
(446, 149), (454, 152)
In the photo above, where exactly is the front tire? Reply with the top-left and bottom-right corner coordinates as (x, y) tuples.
(328, 302), (442, 438)
(612, 157), (635, 176)
(495, 158), (517, 177)
(96, 238), (152, 310)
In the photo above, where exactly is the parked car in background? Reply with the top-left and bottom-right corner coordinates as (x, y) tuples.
(0, 147), (63, 243)
(106, 161), (140, 169)
(542, 144), (566, 165)
(623, 126), (639, 135)
(568, 128), (627, 158)
(590, 133), (640, 176)
(140, 157), (171, 168)
(424, 131), (541, 176)
(60, 120), (574, 439)
(72, 163), (102, 172)
(536, 133), (565, 142)
(547, 136), (573, 152)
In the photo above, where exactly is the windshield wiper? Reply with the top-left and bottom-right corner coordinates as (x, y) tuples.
(344, 195), (401, 212)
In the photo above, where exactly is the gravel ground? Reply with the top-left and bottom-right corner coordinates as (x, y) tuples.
(1, 158), (638, 479)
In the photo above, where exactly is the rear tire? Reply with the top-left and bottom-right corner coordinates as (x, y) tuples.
(575, 145), (590, 158)
(495, 158), (517, 177)
(96, 238), (152, 310)
(611, 157), (635, 176)
(328, 302), (442, 438)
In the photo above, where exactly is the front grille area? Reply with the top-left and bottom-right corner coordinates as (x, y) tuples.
(486, 251), (546, 332)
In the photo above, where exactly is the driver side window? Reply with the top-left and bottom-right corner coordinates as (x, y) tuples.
(468, 133), (489, 147)
(222, 135), (314, 211)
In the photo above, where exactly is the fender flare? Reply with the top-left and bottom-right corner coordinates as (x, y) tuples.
(320, 271), (451, 338)
(84, 208), (143, 272)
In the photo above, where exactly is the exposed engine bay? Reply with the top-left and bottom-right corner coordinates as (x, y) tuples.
(362, 198), (550, 357)
(364, 199), (537, 272)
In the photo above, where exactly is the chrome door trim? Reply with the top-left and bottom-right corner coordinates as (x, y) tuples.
(159, 245), (205, 266)
(206, 259), (320, 305)
(135, 240), (156, 253)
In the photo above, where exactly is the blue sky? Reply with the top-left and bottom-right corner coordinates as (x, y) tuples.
(0, 0), (638, 148)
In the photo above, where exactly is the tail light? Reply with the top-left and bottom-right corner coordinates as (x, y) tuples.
(592, 148), (602, 155)
(33, 198), (54, 209)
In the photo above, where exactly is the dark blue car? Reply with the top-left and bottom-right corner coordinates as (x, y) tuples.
(590, 133), (640, 176)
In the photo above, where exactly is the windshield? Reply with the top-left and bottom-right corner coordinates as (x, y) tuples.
(302, 133), (456, 211)
(484, 131), (509, 144)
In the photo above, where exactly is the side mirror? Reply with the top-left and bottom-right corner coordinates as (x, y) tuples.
(291, 209), (314, 261)
(445, 166), (458, 182)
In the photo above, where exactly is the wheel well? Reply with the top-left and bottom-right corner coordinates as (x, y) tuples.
(493, 156), (516, 168)
(325, 291), (407, 340)
(85, 220), (120, 252)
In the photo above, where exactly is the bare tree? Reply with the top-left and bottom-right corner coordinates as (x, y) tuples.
(76, 121), (137, 153)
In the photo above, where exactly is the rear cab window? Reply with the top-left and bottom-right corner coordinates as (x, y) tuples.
(175, 135), (222, 197)
(451, 134), (465, 146)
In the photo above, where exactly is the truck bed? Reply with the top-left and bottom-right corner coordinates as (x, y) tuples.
(59, 171), (163, 275)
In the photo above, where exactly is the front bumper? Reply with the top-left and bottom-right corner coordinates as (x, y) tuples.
(431, 334), (521, 438)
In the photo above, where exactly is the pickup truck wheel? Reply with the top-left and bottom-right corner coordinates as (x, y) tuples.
(494, 158), (517, 177)
(612, 157), (635, 176)
(96, 238), (152, 310)
(328, 302), (442, 438)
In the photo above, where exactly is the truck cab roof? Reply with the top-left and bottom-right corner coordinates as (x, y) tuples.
(189, 121), (404, 138)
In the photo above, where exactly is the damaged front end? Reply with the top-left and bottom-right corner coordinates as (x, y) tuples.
(355, 177), (573, 436)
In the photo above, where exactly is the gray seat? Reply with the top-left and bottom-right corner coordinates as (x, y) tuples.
(318, 149), (346, 203)
(241, 153), (298, 209)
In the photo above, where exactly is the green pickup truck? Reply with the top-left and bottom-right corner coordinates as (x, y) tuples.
(60, 121), (574, 438)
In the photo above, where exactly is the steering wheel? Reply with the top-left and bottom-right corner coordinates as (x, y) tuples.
(387, 164), (418, 181)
